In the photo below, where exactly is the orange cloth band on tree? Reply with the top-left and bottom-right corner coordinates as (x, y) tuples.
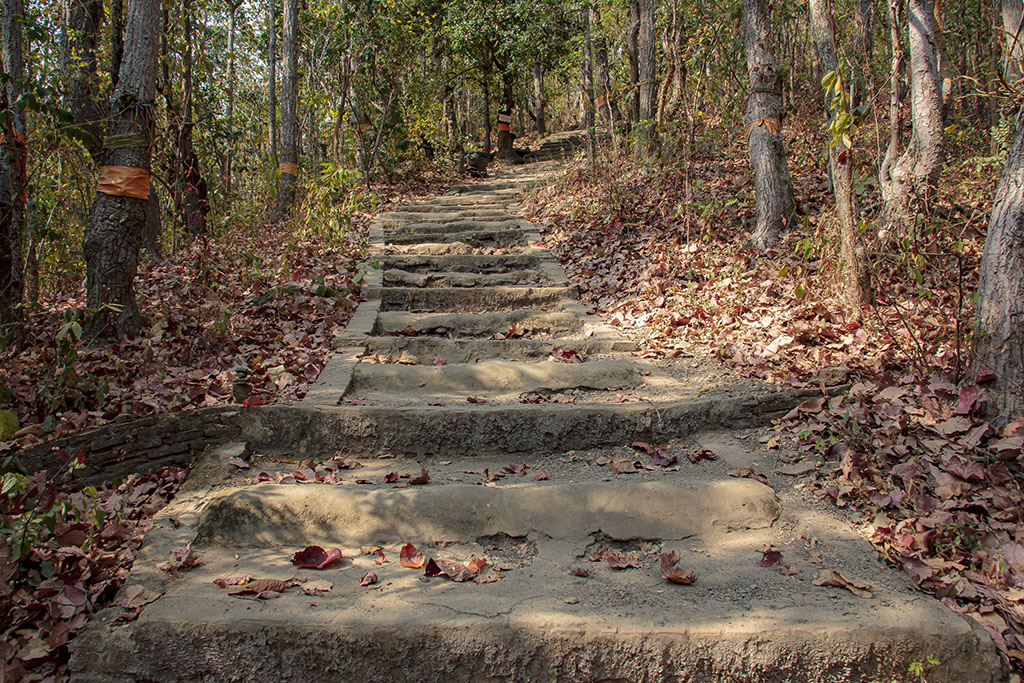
(279, 162), (298, 175)
(97, 165), (150, 200)
(498, 122), (511, 132)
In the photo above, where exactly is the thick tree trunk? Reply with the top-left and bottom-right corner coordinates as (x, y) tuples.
(82, 0), (160, 337)
(0, 0), (26, 331)
(743, 0), (796, 250)
(276, 0), (298, 214)
(637, 0), (657, 150)
(809, 0), (871, 317)
(1003, 0), (1024, 82)
(974, 106), (1024, 419)
(268, 0), (278, 165)
(881, 0), (945, 230)
(628, 0), (640, 126)
(532, 63), (547, 137)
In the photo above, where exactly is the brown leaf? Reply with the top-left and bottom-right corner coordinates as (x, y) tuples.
(659, 551), (696, 585)
(229, 578), (290, 596)
(360, 572), (378, 586)
(409, 468), (430, 485)
(813, 569), (873, 598)
(728, 465), (756, 478)
(570, 566), (590, 577)
(400, 543), (426, 569)
(467, 396), (488, 404)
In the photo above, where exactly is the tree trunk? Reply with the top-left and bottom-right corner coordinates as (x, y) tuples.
(881, 0), (945, 230)
(276, 0), (298, 214)
(110, 0), (124, 90)
(809, 0), (871, 316)
(63, 0), (104, 157)
(482, 56), (492, 155)
(1003, 0), (1024, 82)
(637, 0), (657, 150)
(268, 0), (279, 166)
(497, 73), (516, 160)
(0, 0), (25, 331)
(880, 0), (905, 200)
(82, 0), (160, 337)
(584, 3), (597, 165)
(974, 105), (1024, 419)
(743, 0), (796, 250)
(224, 0), (239, 198)
(533, 63), (547, 137)
(852, 0), (873, 107)
(628, 0), (640, 127)
(934, 0), (952, 114)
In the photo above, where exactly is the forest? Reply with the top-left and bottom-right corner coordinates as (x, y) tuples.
(2, 0), (1024, 679)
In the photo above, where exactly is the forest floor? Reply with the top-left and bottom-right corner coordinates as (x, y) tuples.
(2, 120), (1023, 680)
(524, 120), (1024, 676)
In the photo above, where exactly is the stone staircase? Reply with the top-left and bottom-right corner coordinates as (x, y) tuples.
(69, 132), (1001, 682)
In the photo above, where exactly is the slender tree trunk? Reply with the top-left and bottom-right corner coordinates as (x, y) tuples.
(82, 0), (160, 337)
(881, 0), (945, 230)
(809, 0), (871, 316)
(628, 0), (640, 127)
(533, 63), (547, 137)
(482, 57), (492, 155)
(268, 0), (279, 166)
(63, 0), (104, 157)
(110, 0), (124, 90)
(584, 3), (597, 165)
(934, 0), (952, 115)
(276, 0), (298, 214)
(224, 0), (239, 197)
(0, 0), (25, 331)
(744, 0), (796, 250)
(497, 72), (516, 160)
(880, 0), (906, 198)
(637, 0), (657, 151)
(853, 0), (873, 107)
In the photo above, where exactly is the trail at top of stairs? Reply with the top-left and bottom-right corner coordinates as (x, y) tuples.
(70, 132), (1002, 683)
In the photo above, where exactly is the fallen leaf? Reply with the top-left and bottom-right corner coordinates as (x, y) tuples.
(530, 471), (549, 481)
(228, 457), (250, 469)
(409, 468), (430, 485)
(813, 569), (873, 598)
(659, 551), (696, 585)
(291, 545), (344, 570)
(228, 578), (290, 596)
(400, 543), (426, 569)
(213, 575), (254, 588)
(570, 566), (590, 577)
(467, 396), (488, 404)
(360, 572), (379, 586)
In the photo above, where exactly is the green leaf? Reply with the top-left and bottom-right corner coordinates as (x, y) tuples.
(0, 410), (18, 439)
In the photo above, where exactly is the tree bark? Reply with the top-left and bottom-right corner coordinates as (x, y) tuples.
(852, 0), (873, 107)
(637, 0), (657, 150)
(82, 0), (160, 337)
(1004, 0), (1024, 82)
(881, 0), (945, 230)
(276, 0), (298, 214)
(0, 0), (25, 331)
(268, 0), (278, 165)
(584, 3), (597, 165)
(532, 63), (547, 137)
(110, 0), (124, 90)
(974, 105), (1024, 419)
(224, 0), (239, 197)
(628, 0), (640, 127)
(63, 0), (104, 157)
(880, 0), (905, 200)
(497, 72), (516, 160)
(743, 0), (796, 250)
(809, 0), (871, 316)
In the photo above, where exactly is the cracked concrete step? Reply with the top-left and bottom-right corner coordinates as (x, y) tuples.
(381, 254), (543, 273)
(387, 219), (524, 234)
(385, 228), (527, 248)
(242, 387), (824, 457)
(392, 242), (530, 256)
(376, 286), (577, 313)
(382, 268), (548, 288)
(70, 479), (999, 682)
(382, 209), (512, 220)
(338, 336), (637, 360)
(346, 358), (642, 401)
(374, 310), (582, 338)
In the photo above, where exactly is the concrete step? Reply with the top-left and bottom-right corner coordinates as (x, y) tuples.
(340, 336), (637, 360)
(374, 310), (582, 338)
(381, 254), (543, 273)
(346, 358), (642, 402)
(376, 286), (577, 313)
(387, 219), (523, 234)
(382, 268), (548, 288)
(382, 209), (512, 220)
(242, 387), (821, 457)
(71, 473), (999, 682)
(392, 242), (530, 256)
(385, 228), (527, 248)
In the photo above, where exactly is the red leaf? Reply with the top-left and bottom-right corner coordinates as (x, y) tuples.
(291, 545), (343, 569)
(409, 468), (430, 485)
(242, 395), (266, 407)
(530, 471), (549, 481)
(384, 472), (399, 483)
(360, 572), (378, 586)
(570, 566), (590, 577)
(467, 396), (488, 404)
(400, 543), (426, 569)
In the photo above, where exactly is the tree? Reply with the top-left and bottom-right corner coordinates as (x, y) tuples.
(0, 0), (26, 332)
(743, 0), (796, 250)
(973, 1), (1024, 419)
(881, 0), (945, 231)
(636, 0), (657, 150)
(276, 0), (298, 213)
(810, 0), (871, 316)
(268, 0), (279, 165)
(81, 0), (161, 337)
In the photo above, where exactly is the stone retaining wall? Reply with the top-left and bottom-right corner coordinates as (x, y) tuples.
(16, 405), (244, 485)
